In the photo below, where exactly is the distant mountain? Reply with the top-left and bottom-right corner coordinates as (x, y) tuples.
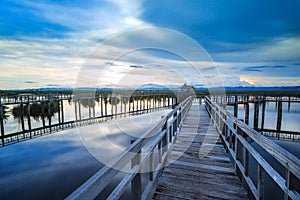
(1, 85), (300, 92)
(222, 86), (300, 91)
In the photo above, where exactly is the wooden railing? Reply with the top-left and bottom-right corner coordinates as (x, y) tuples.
(205, 97), (300, 200)
(65, 97), (193, 200)
(1, 93), (176, 146)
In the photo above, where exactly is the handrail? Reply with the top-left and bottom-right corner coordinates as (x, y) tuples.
(205, 96), (300, 200)
(1, 94), (176, 146)
(66, 96), (193, 200)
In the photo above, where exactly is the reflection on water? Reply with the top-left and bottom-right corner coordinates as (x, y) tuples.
(0, 110), (170, 200)
(227, 101), (300, 132)
(3, 100), (75, 134)
(0, 132), (101, 200)
(2, 98), (171, 136)
(12, 101), (59, 120)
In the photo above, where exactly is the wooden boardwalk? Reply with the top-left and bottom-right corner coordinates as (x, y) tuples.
(153, 103), (249, 200)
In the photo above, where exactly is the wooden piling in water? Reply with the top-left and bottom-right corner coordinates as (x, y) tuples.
(58, 100), (61, 124)
(61, 99), (64, 124)
(27, 103), (32, 138)
(253, 102), (259, 130)
(261, 101), (266, 130)
(48, 101), (51, 133)
(245, 103), (249, 125)
(74, 100), (78, 121)
(277, 101), (282, 137)
(20, 104), (25, 133)
(0, 105), (4, 145)
(41, 102), (46, 132)
(100, 96), (103, 116)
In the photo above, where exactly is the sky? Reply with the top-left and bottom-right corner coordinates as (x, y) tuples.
(1, 0), (300, 90)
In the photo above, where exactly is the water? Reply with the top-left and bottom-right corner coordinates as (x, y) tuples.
(2, 98), (169, 135)
(226, 101), (300, 132)
(1, 100), (299, 199)
(0, 109), (171, 200)
(3, 100), (75, 134)
(227, 102), (300, 199)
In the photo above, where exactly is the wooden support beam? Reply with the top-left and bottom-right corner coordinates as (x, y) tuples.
(41, 102), (46, 131)
(277, 101), (282, 134)
(0, 105), (4, 145)
(100, 96), (103, 116)
(78, 100), (82, 121)
(234, 104), (238, 118)
(61, 100), (64, 123)
(27, 103), (32, 138)
(58, 100), (61, 124)
(48, 101), (52, 133)
(74, 100), (78, 121)
(254, 102), (259, 130)
(261, 101), (266, 130)
(20, 104), (25, 132)
(245, 103), (249, 125)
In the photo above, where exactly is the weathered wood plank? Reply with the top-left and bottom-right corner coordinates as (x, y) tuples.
(153, 103), (248, 200)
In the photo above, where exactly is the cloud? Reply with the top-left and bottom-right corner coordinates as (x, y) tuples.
(47, 84), (61, 87)
(242, 65), (288, 72)
(141, 0), (300, 46)
(130, 65), (143, 69)
(24, 81), (38, 84)
(1, 1), (299, 89)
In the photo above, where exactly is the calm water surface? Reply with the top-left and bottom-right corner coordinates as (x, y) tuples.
(0, 110), (170, 200)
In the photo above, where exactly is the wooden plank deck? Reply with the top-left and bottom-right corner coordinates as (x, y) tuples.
(153, 103), (249, 200)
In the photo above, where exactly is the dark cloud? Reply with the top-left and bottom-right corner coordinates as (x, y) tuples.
(24, 81), (38, 84)
(130, 65), (143, 69)
(242, 65), (288, 72)
(201, 66), (215, 72)
(272, 66), (288, 68)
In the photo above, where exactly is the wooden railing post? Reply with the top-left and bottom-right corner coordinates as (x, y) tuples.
(149, 151), (154, 181)
(173, 111), (177, 137)
(284, 169), (290, 200)
(258, 164), (264, 200)
(244, 149), (249, 176)
(162, 118), (168, 155)
(131, 149), (142, 200)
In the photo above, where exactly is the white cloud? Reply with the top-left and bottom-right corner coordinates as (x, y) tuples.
(2, 1), (299, 89)
(256, 37), (300, 62)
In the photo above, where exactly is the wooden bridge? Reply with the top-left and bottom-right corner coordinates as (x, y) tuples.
(65, 96), (300, 200)
(152, 103), (248, 199)
(211, 94), (300, 141)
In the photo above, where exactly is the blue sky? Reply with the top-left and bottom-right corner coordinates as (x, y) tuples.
(1, 0), (300, 89)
